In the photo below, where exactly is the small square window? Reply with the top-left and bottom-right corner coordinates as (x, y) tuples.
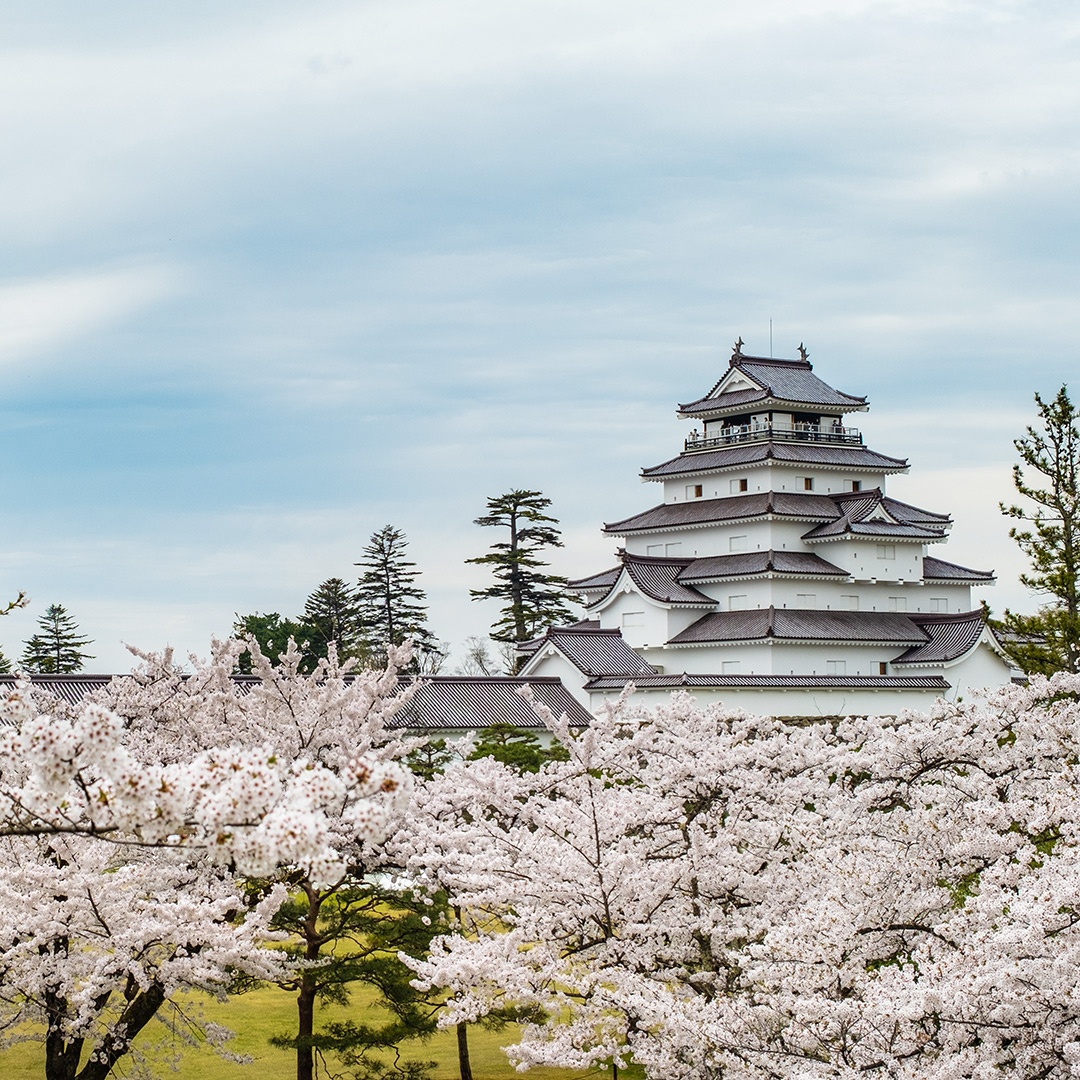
(877, 544), (896, 560)
(622, 611), (645, 628)
(803, 477), (814, 491)
(826, 660), (846, 675)
(729, 535), (748, 552)
(721, 660), (740, 674)
(879, 662), (888, 675)
(685, 483), (703, 499)
(850, 480), (862, 492)
(888, 596), (907, 612)
(728, 594), (748, 610)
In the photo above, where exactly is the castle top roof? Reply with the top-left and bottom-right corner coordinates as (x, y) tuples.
(678, 350), (867, 418)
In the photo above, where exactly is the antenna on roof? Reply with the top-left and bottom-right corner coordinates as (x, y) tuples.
(769, 319), (773, 358)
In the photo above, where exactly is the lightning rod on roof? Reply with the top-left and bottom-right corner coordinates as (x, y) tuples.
(770, 318), (773, 358)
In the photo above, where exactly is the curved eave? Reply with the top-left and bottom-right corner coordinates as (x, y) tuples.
(802, 531), (948, 546)
(685, 570), (854, 585)
(924, 575), (997, 586)
(664, 636), (929, 649)
(676, 396), (869, 420)
(589, 569), (717, 612)
(605, 513), (833, 537)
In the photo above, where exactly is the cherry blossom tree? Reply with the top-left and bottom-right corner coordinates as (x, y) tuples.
(401, 674), (1080, 1080)
(0, 640), (415, 1080)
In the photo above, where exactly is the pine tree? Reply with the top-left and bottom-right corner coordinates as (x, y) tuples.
(466, 490), (580, 668)
(301, 577), (368, 665)
(233, 611), (311, 674)
(0, 647), (10, 674)
(21, 604), (94, 674)
(1000, 384), (1080, 673)
(355, 526), (441, 671)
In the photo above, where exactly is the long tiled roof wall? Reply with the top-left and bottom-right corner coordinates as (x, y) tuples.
(641, 441), (909, 479)
(923, 556), (995, 582)
(892, 611), (989, 666)
(584, 673), (950, 690)
(679, 356), (867, 415)
(668, 607), (931, 645)
(0, 674), (591, 730)
(537, 627), (657, 678)
(677, 549), (849, 581)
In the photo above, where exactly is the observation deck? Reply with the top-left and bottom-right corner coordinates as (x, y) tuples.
(684, 421), (863, 453)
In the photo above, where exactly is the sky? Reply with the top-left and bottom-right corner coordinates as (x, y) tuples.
(1, 0), (1078, 670)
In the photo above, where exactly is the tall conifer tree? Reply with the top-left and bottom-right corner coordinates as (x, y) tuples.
(355, 526), (441, 671)
(466, 490), (579, 670)
(1001, 384), (1080, 673)
(21, 603), (94, 674)
(301, 577), (368, 665)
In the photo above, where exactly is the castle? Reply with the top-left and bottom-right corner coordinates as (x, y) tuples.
(520, 341), (1019, 717)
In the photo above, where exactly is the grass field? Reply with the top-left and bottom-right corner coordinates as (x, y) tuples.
(0, 980), (637, 1080)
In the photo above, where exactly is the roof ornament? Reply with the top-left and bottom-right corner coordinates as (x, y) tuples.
(797, 342), (809, 362)
(732, 337), (744, 359)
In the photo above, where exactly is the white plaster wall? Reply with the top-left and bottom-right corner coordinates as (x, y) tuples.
(655, 641), (898, 676)
(597, 588), (670, 649)
(814, 539), (927, 582)
(518, 648), (592, 709)
(765, 579), (976, 614)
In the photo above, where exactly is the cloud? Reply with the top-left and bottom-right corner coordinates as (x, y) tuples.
(0, 262), (181, 369)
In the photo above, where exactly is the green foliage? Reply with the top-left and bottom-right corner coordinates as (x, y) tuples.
(468, 723), (570, 773)
(232, 611), (312, 674)
(356, 526), (444, 673)
(266, 882), (443, 1080)
(0, 647), (10, 674)
(1000, 384), (1080, 673)
(302, 576), (370, 666)
(465, 490), (580, 665)
(407, 738), (456, 782)
(20, 603), (94, 674)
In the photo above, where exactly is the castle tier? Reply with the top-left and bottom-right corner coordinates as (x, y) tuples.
(520, 342), (1020, 717)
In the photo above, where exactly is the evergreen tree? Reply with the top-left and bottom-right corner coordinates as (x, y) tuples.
(1000, 385), (1080, 673)
(355, 526), (441, 671)
(233, 611), (311, 674)
(21, 603), (94, 673)
(0, 647), (10, 674)
(465, 490), (580, 669)
(300, 577), (368, 665)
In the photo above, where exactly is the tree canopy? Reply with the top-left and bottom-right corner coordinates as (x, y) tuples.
(465, 490), (579, 666)
(20, 603), (94, 674)
(1001, 384), (1080, 672)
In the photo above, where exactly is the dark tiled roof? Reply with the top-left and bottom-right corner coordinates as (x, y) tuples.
(0, 674), (591, 730)
(678, 549), (849, 581)
(584, 673), (950, 691)
(802, 489), (950, 543)
(892, 611), (988, 666)
(568, 567), (621, 591)
(668, 608), (930, 645)
(604, 491), (838, 535)
(527, 627), (656, 678)
(923, 556), (995, 582)
(395, 677), (592, 729)
(618, 555), (715, 606)
(679, 356), (866, 416)
(641, 441), (909, 479)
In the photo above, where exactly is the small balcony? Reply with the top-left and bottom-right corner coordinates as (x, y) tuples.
(684, 421), (863, 452)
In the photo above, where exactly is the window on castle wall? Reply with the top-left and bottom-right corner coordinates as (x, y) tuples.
(730, 478), (749, 493)
(877, 544), (896, 560)
(729, 535), (748, 552)
(622, 611), (645, 628)
(721, 660), (740, 674)
(888, 596), (907, 612)
(826, 660), (846, 675)
(646, 544), (664, 556)
(879, 662), (888, 675)
(728, 595), (748, 610)
(796, 593), (816, 608)
(929, 597), (949, 612)
(665, 542), (682, 556)
(803, 477), (814, 491)
(840, 595), (859, 610)
(686, 484), (703, 499)
(849, 480), (862, 492)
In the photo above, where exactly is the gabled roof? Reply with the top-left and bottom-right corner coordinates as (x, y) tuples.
(522, 626), (656, 678)
(923, 556), (995, 583)
(801, 489), (950, 544)
(584, 673), (950, 691)
(677, 549), (849, 582)
(604, 491), (838, 535)
(588, 552), (715, 609)
(678, 354), (867, 417)
(641, 441), (909, 480)
(0, 674), (591, 730)
(891, 611), (992, 666)
(667, 607), (930, 646)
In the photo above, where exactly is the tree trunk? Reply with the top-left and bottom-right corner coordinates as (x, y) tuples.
(44, 1026), (81, 1080)
(296, 881), (324, 1080)
(456, 1020), (473, 1080)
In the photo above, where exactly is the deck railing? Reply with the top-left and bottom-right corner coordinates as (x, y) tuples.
(684, 422), (863, 452)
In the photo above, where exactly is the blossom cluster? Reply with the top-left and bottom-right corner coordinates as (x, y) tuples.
(400, 674), (1080, 1080)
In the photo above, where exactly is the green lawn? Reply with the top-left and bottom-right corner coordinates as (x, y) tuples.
(0, 981), (633, 1079)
